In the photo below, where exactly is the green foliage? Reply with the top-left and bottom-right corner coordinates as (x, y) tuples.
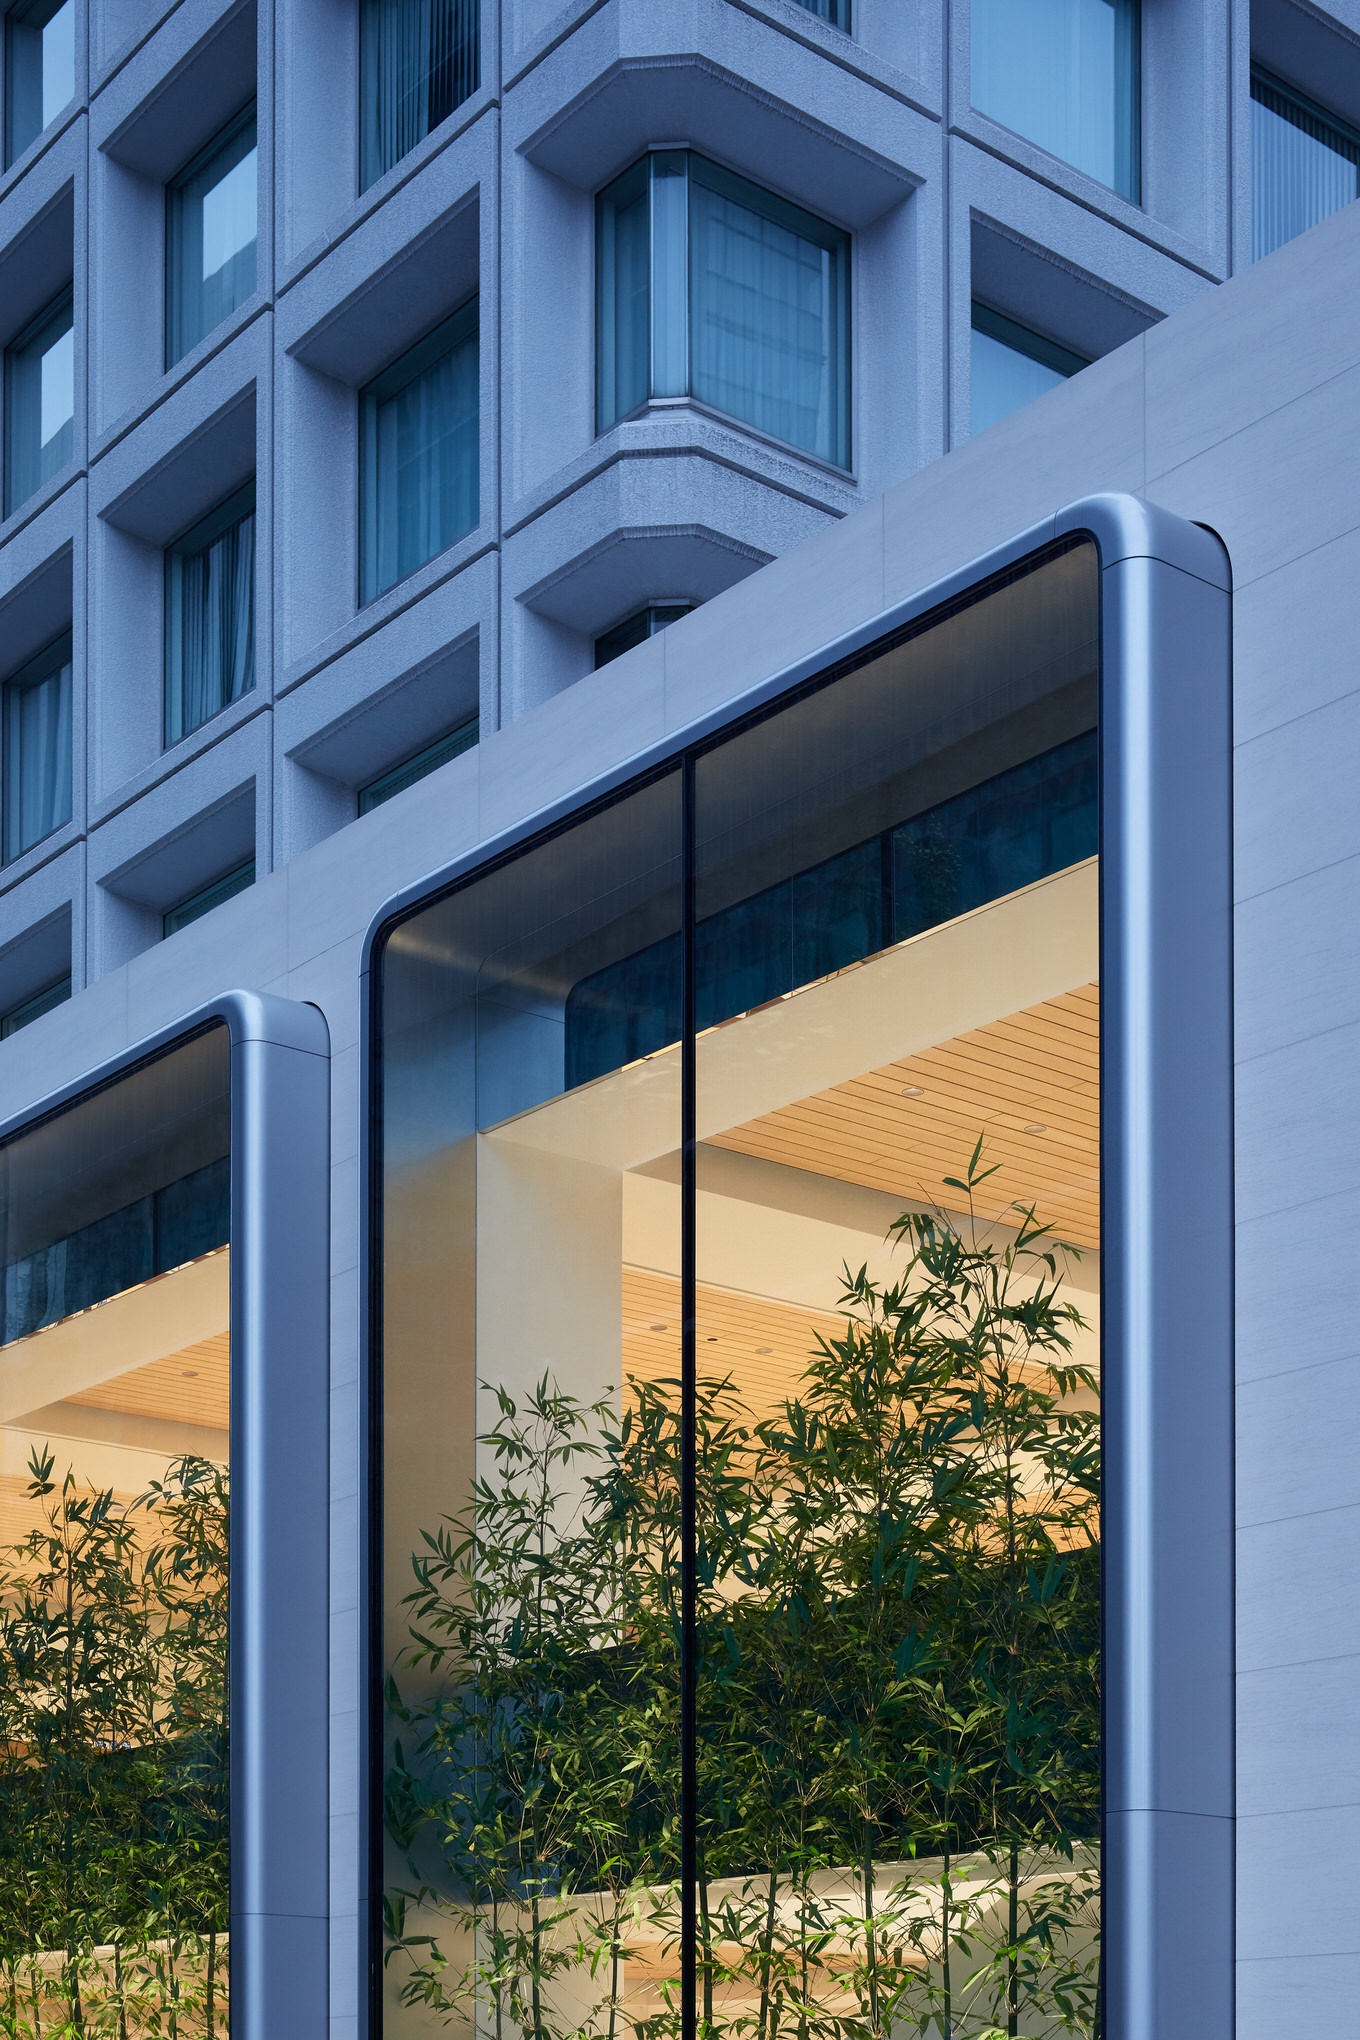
(385, 1146), (1101, 2040)
(0, 1449), (230, 2038)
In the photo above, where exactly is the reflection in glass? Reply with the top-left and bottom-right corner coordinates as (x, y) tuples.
(378, 778), (684, 2039)
(0, 1027), (231, 2037)
(164, 485), (256, 745)
(3, 630), (72, 862)
(166, 109), (258, 368)
(377, 544), (1103, 2038)
(1252, 66), (1360, 261)
(3, 0), (73, 167)
(4, 289), (73, 518)
(596, 152), (851, 468)
(972, 0), (1139, 199)
(361, 301), (479, 602)
(360, 0), (479, 191)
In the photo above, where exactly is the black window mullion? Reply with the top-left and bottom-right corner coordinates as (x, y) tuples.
(680, 750), (698, 2040)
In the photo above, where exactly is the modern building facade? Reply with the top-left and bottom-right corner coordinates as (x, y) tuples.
(2, 0), (1360, 2034)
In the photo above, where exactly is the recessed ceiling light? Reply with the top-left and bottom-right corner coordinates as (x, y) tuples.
(182, 1369), (199, 1378)
(650, 1323), (667, 1331)
(707, 1336), (718, 1343)
(901, 1084), (924, 1098)
(1024, 1123), (1047, 1135)
(756, 1346), (772, 1355)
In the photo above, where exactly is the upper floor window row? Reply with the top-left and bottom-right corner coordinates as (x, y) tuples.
(361, 0), (478, 191)
(597, 150), (851, 471)
(3, 0), (72, 168)
(972, 0), (1140, 203)
(1252, 65), (1360, 262)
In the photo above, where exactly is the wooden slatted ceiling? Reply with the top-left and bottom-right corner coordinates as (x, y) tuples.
(623, 1268), (845, 1426)
(66, 1331), (229, 1431)
(709, 984), (1100, 1249)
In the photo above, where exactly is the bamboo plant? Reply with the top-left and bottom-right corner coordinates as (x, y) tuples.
(385, 1144), (1101, 2040)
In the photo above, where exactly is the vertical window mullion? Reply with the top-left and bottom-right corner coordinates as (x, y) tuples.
(680, 748), (698, 2040)
(650, 152), (690, 400)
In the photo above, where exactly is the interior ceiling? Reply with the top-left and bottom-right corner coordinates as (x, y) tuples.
(708, 983), (1100, 1249)
(66, 1330), (230, 1431)
(624, 1267), (846, 1426)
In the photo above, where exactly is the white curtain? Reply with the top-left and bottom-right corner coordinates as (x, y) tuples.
(971, 0), (1138, 197)
(360, 0), (478, 189)
(4, 649), (71, 860)
(1252, 89), (1359, 261)
(373, 332), (479, 595)
(176, 511), (255, 739)
(689, 180), (838, 463)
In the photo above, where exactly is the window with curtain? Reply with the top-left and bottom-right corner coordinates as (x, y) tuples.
(360, 300), (479, 603)
(164, 485), (256, 746)
(972, 0), (1139, 200)
(2, 629), (72, 863)
(790, 0), (849, 24)
(1252, 66), (1360, 261)
(597, 151), (851, 468)
(4, 287), (73, 518)
(970, 303), (1087, 434)
(3, 0), (73, 166)
(360, 0), (479, 191)
(166, 106), (258, 368)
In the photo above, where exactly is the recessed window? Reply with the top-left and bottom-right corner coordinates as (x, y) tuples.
(970, 304), (1087, 435)
(2, 629), (71, 862)
(595, 603), (693, 669)
(3, 0), (73, 167)
(360, 0), (479, 192)
(971, 0), (1140, 201)
(360, 300), (479, 604)
(164, 484), (256, 746)
(1252, 66), (1360, 261)
(163, 860), (255, 938)
(791, 0), (849, 24)
(358, 717), (478, 816)
(166, 106), (259, 369)
(597, 151), (851, 469)
(4, 288), (73, 519)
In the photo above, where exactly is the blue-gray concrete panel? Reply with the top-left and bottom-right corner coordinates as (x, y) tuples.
(1236, 1181), (1360, 1385)
(1238, 1652), (1360, 1815)
(1237, 1503), (1360, 1674)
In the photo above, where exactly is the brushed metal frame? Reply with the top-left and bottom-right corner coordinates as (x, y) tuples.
(360, 493), (1234, 2040)
(0, 991), (332, 2040)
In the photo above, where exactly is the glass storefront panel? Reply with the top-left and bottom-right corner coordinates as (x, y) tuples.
(378, 776), (685, 2038)
(692, 543), (1099, 2037)
(377, 539), (1102, 2039)
(0, 1025), (231, 2038)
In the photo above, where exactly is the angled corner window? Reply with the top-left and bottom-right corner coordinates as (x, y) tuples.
(166, 106), (259, 369)
(164, 484), (256, 746)
(360, 300), (479, 604)
(971, 0), (1140, 201)
(1251, 65), (1360, 261)
(3, 0), (73, 167)
(4, 287), (73, 519)
(360, 0), (479, 191)
(597, 150), (851, 468)
(970, 302), (1088, 434)
(0, 1027), (232, 2032)
(3, 628), (72, 862)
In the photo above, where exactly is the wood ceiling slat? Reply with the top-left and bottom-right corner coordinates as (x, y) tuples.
(67, 1333), (230, 1430)
(709, 984), (1101, 1247)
